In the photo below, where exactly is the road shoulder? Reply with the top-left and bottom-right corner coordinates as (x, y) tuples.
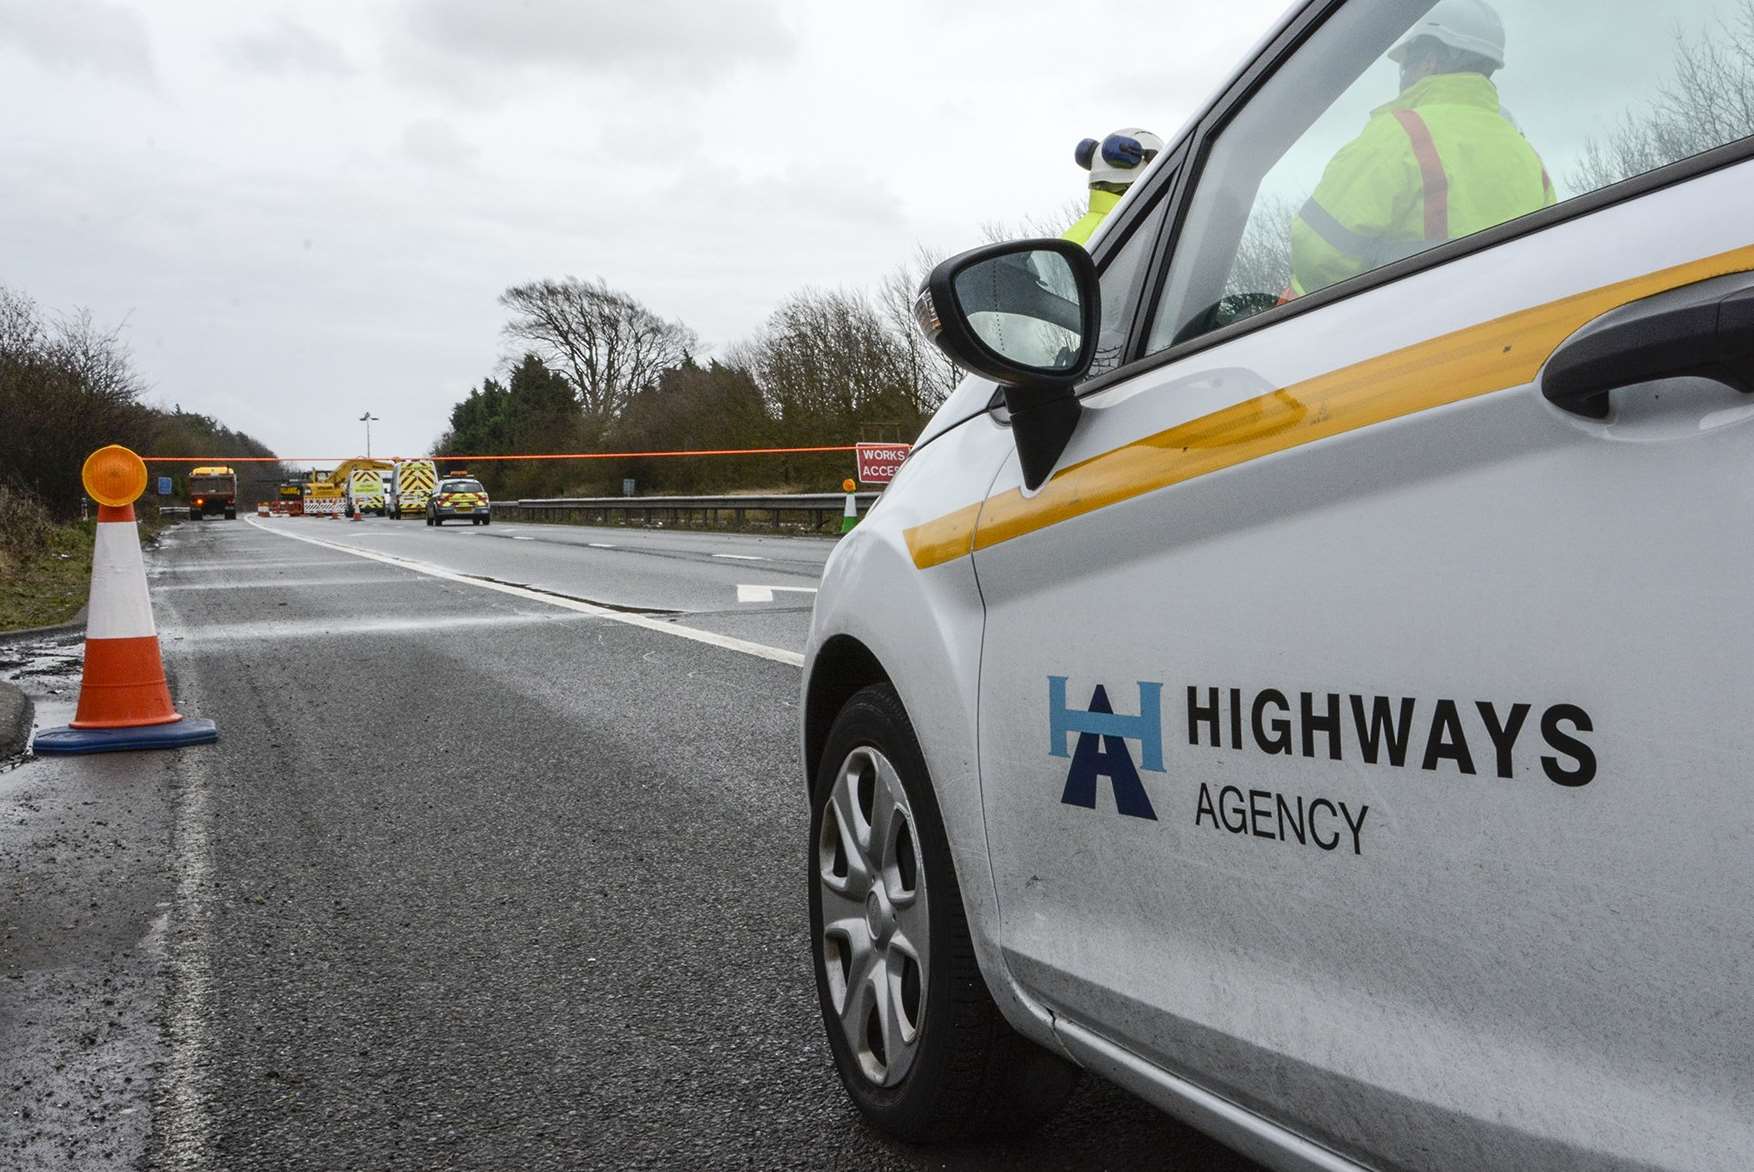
(0, 681), (31, 759)
(1, 638), (172, 1170)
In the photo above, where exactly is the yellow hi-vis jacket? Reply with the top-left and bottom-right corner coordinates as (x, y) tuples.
(1289, 73), (1556, 297)
(1063, 188), (1123, 247)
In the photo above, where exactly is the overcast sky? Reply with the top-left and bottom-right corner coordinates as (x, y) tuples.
(0, 0), (1285, 460)
(1, 0), (1727, 463)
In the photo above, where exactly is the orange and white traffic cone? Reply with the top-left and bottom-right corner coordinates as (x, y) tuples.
(35, 446), (218, 754)
(838, 478), (860, 535)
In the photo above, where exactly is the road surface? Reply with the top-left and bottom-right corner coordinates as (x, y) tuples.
(1, 516), (1262, 1171)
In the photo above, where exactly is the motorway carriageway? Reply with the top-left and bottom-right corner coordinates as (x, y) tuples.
(0, 517), (1260, 1171)
(237, 515), (829, 660)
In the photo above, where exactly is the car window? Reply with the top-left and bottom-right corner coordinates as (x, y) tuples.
(443, 480), (486, 494)
(1087, 189), (1173, 380)
(1146, 0), (1754, 353)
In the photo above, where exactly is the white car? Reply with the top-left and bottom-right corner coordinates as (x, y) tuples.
(801, 1), (1754, 1168)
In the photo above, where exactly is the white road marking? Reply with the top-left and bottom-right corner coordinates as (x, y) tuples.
(509, 535), (534, 541)
(586, 542), (616, 549)
(157, 691), (217, 1164)
(150, 558), (336, 573)
(167, 611), (594, 645)
(245, 518), (804, 667)
(736, 585), (821, 604)
(713, 553), (765, 561)
(152, 575), (412, 591)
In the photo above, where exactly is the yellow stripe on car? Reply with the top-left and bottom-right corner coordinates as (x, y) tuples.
(905, 243), (1754, 570)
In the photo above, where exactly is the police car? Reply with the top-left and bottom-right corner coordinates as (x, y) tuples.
(426, 478), (492, 526)
(801, 1), (1754, 1167)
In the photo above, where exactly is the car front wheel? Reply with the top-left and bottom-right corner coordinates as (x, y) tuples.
(809, 683), (1077, 1142)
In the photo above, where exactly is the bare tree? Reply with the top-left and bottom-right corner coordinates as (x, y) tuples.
(739, 287), (922, 442)
(499, 277), (699, 442)
(980, 198), (1089, 245)
(46, 306), (147, 407)
(1571, 2), (1754, 194)
(0, 287), (151, 516)
(0, 285), (43, 357)
(876, 244), (964, 413)
(1224, 192), (1300, 301)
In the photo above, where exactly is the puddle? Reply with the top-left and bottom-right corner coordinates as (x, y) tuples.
(0, 634), (83, 691)
(1, 634), (84, 762)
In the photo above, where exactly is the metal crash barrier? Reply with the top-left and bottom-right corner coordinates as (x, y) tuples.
(495, 492), (881, 534)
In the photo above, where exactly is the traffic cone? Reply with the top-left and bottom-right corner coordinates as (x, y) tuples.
(839, 478), (859, 535)
(35, 447), (218, 755)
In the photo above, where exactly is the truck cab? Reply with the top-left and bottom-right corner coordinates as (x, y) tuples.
(187, 465), (237, 520)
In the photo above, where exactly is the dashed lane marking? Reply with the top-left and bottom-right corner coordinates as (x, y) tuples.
(736, 585), (820, 604)
(245, 518), (803, 667)
(713, 553), (765, 561)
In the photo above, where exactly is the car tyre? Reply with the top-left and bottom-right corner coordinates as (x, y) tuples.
(809, 683), (1078, 1143)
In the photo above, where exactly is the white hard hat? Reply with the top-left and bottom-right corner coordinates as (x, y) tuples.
(1075, 127), (1164, 187)
(1388, 0), (1506, 69)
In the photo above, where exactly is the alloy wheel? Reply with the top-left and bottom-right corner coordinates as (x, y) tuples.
(817, 744), (929, 1087)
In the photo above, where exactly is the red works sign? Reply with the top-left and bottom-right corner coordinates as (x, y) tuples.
(855, 443), (912, 486)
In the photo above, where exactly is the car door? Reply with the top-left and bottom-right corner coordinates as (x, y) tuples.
(946, 1), (1754, 1168)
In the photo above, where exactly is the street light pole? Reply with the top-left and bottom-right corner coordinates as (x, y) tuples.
(359, 412), (379, 458)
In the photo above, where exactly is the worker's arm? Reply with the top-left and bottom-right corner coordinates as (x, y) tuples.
(1289, 117), (1420, 297)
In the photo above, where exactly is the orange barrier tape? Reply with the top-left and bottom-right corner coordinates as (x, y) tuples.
(140, 445), (859, 463)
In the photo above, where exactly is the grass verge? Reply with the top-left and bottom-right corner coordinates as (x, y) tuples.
(0, 522), (94, 633)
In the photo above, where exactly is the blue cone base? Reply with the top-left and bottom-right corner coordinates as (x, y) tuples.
(34, 718), (219, 755)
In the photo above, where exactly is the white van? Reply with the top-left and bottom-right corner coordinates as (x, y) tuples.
(801, 2), (1754, 1168)
(346, 469), (385, 517)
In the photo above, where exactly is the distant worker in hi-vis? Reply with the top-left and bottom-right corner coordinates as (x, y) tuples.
(1064, 128), (1163, 246)
(1286, 0), (1555, 300)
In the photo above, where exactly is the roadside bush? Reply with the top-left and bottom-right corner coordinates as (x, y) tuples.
(0, 484), (54, 563)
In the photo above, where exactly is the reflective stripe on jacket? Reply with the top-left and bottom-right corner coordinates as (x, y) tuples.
(1289, 73), (1556, 297)
(1063, 188), (1122, 247)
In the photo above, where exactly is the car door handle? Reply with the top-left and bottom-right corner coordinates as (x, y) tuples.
(1542, 271), (1754, 419)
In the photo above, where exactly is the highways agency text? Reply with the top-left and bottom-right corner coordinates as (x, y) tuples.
(1049, 679), (1597, 858)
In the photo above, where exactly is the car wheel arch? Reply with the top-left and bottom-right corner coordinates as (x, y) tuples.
(804, 634), (891, 793)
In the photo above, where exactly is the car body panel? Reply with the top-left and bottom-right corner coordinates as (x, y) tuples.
(802, 402), (1072, 1046)
(969, 157), (1754, 1170)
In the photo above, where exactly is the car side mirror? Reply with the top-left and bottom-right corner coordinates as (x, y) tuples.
(914, 239), (1100, 490)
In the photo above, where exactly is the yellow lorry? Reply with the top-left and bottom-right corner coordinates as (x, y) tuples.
(187, 465), (238, 520)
